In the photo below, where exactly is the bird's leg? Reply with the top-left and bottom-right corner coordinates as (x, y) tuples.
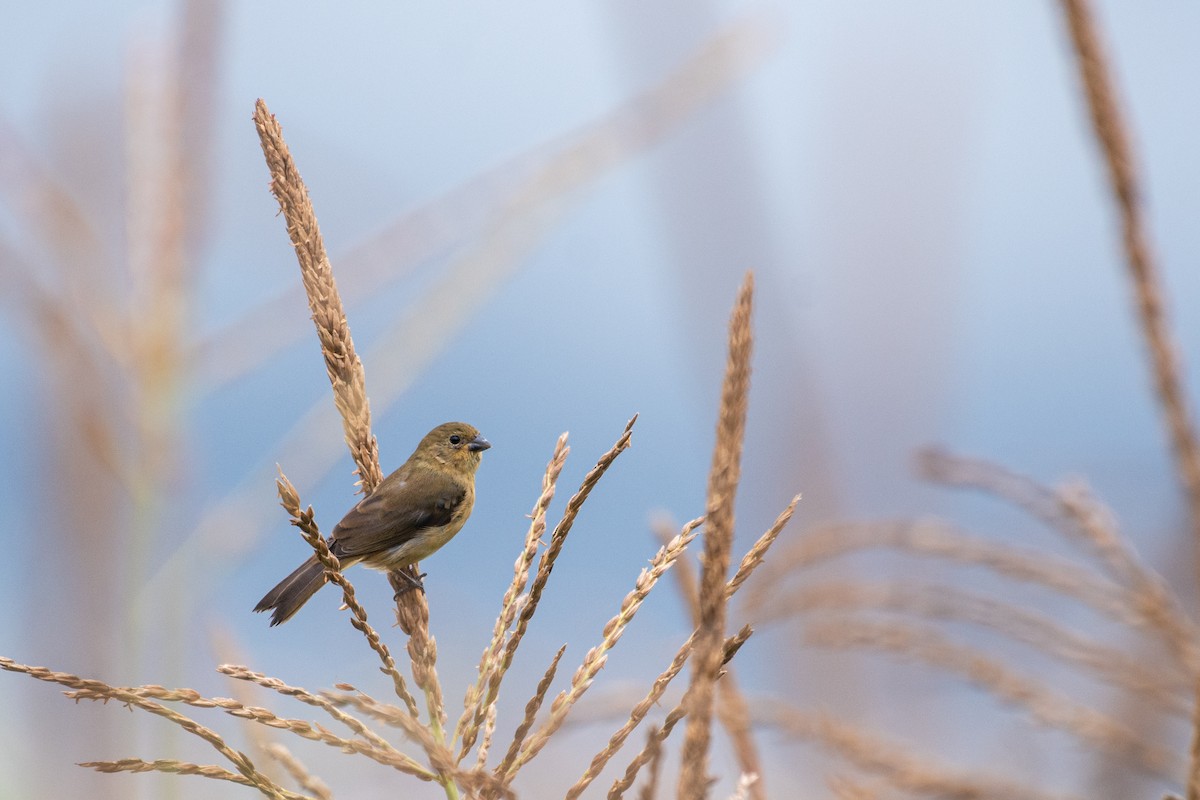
(392, 569), (427, 600)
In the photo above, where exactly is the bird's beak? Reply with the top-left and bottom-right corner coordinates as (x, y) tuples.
(467, 435), (492, 452)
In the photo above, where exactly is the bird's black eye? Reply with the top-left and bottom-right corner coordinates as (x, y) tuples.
(449, 434), (462, 445)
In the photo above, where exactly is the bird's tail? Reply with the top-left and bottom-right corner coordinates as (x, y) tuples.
(253, 556), (328, 626)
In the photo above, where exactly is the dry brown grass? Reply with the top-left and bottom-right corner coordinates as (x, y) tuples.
(678, 272), (754, 800)
(0, 96), (785, 798)
(458, 433), (570, 762)
(743, 444), (1200, 794)
(1056, 2), (1200, 795)
(3, 2), (1198, 797)
(661, 516), (764, 800)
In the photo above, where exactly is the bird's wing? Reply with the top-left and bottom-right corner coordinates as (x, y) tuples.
(329, 469), (467, 558)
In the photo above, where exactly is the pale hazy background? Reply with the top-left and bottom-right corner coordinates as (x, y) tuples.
(2, 1), (1199, 798)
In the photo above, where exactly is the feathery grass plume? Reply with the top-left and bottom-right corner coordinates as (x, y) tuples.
(215, 667), (434, 778)
(502, 514), (703, 782)
(726, 495), (799, 597)
(804, 618), (1180, 778)
(636, 726), (665, 800)
(755, 580), (1190, 716)
(325, 694), (512, 798)
(0, 657), (294, 799)
(217, 666), (446, 777)
(1056, 481), (1200, 665)
(916, 448), (1139, 578)
(318, 688), (512, 798)
(659, 519), (764, 800)
(760, 706), (1084, 800)
(679, 271), (754, 800)
(460, 417), (636, 766)
(1056, 1), (1200, 788)
(252, 98), (381, 493)
(82, 675), (431, 779)
(208, 625), (298, 790)
(609, 627), (753, 800)
(917, 448), (1136, 565)
(457, 434), (569, 760)
(748, 519), (1148, 628)
(1056, 0), (1200, 560)
(78, 759), (288, 794)
(275, 469), (419, 716)
(262, 743), (333, 800)
(253, 103), (458, 791)
(321, 684), (406, 727)
(495, 644), (568, 776)
(917, 448), (1200, 669)
(566, 503), (791, 800)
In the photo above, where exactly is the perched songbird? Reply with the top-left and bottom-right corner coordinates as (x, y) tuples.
(254, 422), (491, 626)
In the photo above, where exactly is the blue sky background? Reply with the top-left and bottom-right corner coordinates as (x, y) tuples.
(2, 2), (1199, 798)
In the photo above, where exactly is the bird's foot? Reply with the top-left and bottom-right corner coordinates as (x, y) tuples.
(392, 571), (427, 600)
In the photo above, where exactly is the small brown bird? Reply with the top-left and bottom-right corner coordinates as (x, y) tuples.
(254, 422), (491, 625)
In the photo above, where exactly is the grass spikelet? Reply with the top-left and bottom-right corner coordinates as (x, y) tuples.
(0, 657), (293, 799)
(726, 494), (799, 598)
(608, 626), (753, 800)
(660, 520), (764, 800)
(209, 668), (431, 777)
(466, 417), (636, 766)
(78, 759), (298, 795)
(504, 514), (702, 779)
(457, 433), (570, 761)
(275, 469), (418, 716)
(567, 499), (790, 800)
(495, 644), (568, 776)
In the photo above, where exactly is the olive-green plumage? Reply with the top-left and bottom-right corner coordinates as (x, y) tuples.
(254, 422), (491, 625)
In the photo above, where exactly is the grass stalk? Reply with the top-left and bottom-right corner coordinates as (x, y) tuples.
(678, 271), (754, 799)
(1055, 4), (1200, 791)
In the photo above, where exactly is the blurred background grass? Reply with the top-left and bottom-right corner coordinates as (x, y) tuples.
(1, 1), (1199, 797)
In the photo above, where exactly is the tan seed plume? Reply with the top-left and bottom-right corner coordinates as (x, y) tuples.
(679, 271), (754, 800)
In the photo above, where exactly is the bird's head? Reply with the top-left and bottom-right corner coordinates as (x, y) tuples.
(414, 422), (491, 474)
